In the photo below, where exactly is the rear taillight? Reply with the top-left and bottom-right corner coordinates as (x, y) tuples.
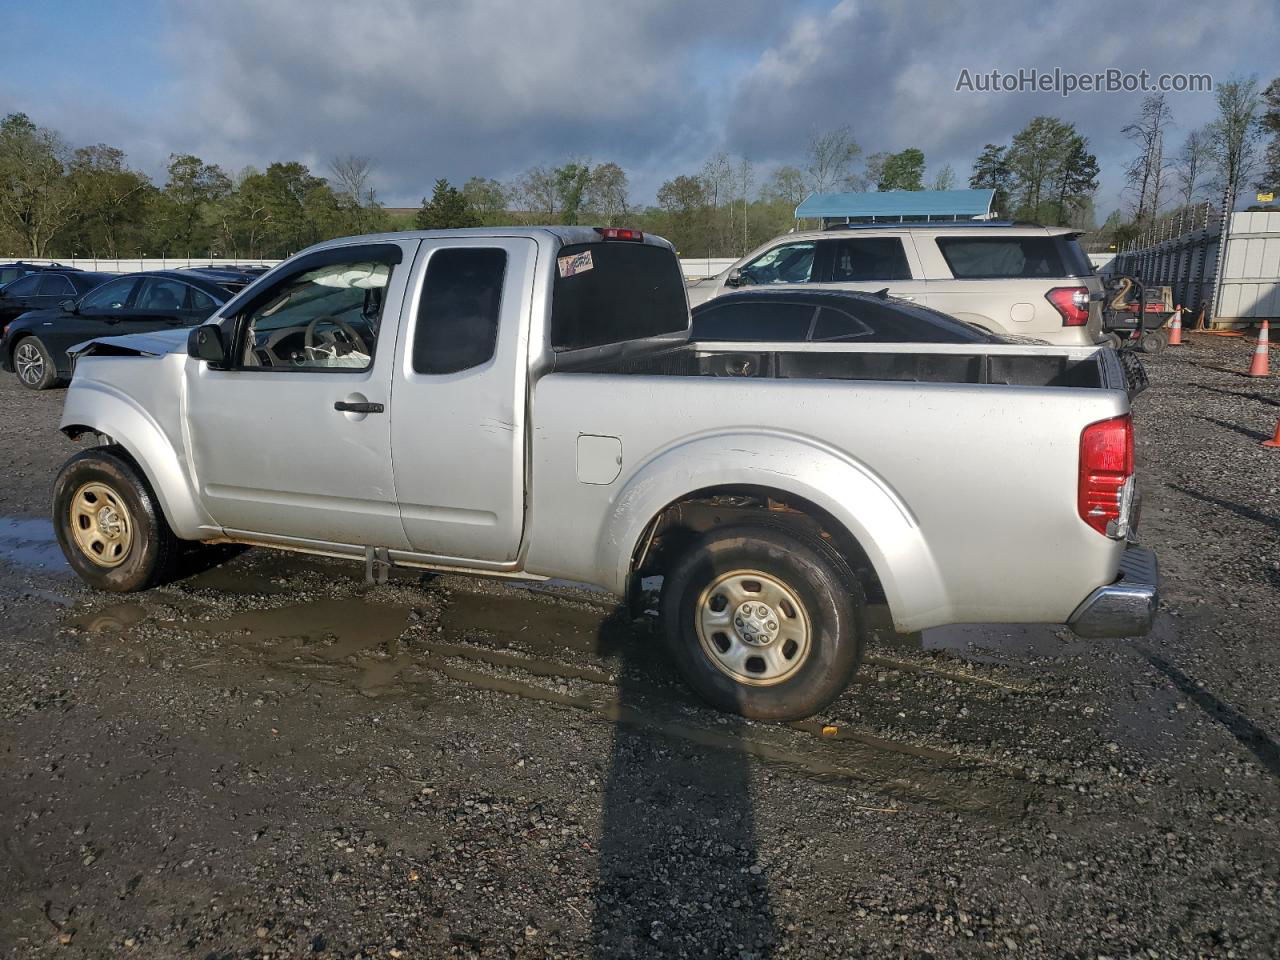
(594, 227), (643, 241)
(1047, 285), (1090, 326)
(1079, 415), (1134, 537)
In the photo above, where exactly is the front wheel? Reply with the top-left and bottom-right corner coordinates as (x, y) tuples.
(1139, 330), (1167, 355)
(659, 523), (866, 720)
(52, 448), (179, 591)
(13, 337), (59, 390)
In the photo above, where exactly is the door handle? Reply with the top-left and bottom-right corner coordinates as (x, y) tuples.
(334, 400), (384, 414)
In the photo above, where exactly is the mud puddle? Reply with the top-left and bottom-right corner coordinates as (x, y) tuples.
(0, 515), (68, 572)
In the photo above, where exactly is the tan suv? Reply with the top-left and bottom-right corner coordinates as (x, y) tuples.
(687, 223), (1105, 347)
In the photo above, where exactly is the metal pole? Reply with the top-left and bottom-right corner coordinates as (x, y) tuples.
(1208, 182), (1236, 327)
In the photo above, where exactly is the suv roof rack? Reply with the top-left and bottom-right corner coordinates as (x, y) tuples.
(823, 220), (1043, 231)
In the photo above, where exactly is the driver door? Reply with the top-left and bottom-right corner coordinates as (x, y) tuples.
(185, 240), (419, 548)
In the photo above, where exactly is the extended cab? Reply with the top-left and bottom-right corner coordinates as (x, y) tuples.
(52, 227), (1157, 719)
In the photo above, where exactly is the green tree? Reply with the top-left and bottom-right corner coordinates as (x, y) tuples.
(969, 143), (1012, 215)
(552, 161), (592, 225)
(1206, 76), (1263, 206)
(868, 148), (925, 191)
(461, 176), (510, 225)
(154, 153), (232, 255)
(761, 165), (807, 210)
(0, 113), (77, 256)
(415, 178), (478, 229)
(66, 144), (152, 256)
(655, 174), (710, 255)
(1260, 76), (1280, 194)
(1005, 117), (1097, 224)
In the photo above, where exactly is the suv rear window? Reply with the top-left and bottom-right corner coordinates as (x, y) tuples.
(1058, 235), (1095, 277)
(551, 242), (688, 351)
(936, 237), (1068, 279)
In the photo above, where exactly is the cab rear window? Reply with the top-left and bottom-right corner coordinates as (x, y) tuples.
(936, 237), (1069, 279)
(550, 242), (688, 351)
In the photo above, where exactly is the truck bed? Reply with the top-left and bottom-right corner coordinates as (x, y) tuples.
(566, 340), (1146, 396)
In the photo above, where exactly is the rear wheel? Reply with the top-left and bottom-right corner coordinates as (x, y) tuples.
(52, 448), (179, 591)
(13, 336), (58, 390)
(1139, 330), (1167, 355)
(659, 523), (866, 720)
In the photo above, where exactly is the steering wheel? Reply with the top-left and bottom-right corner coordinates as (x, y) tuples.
(303, 315), (369, 360)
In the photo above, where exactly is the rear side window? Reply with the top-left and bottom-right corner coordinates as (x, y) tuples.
(692, 301), (817, 341)
(936, 237), (1068, 279)
(812, 307), (873, 341)
(0, 268), (23, 285)
(36, 274), (75, 297)
(4, 274), (42, 296)
(1059, 236), (1095, 277)
(828, 238), (912, 282)
(551, 242), (687, 351)
(413, 248), (507, 374)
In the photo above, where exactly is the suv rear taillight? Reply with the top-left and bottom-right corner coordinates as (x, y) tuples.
(1047, 285), (1090, 326)
(1079, 415), (1134, 537)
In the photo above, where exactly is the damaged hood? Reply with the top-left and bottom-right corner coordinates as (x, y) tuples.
(69, 327), (191, 360)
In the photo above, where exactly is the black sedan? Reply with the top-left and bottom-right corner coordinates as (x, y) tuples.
(2, 271), (236, 390)
(690, 290), (1011, 344)
(0, 270), (115, 327)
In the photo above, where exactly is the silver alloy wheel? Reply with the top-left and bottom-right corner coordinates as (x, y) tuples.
(695, 569), (812, 686)
(14, 340), (45, 386)
(68, 481), (134, 568)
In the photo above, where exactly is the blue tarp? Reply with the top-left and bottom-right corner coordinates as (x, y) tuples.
(795, 189), (995, 220)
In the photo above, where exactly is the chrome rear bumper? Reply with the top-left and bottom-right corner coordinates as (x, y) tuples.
(1068, 544), (1159, 639)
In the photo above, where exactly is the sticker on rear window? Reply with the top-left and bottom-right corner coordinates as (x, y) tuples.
(557, 250), (593, 278)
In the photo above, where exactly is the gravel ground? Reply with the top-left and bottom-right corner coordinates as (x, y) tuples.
(0, 335), (1278, 959)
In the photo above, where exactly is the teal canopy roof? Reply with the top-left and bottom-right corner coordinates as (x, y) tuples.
(795, 189), (995, 220)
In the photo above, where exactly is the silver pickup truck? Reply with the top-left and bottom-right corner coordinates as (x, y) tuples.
(52, 226), (1157, 719)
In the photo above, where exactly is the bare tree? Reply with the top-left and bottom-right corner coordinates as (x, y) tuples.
(804, 126), (862, 193)
(1173, 127), (1211, 209)
(930, 163), (956, 191)
(329, 154), (377, 232)
(1122, 94), (1173, 225)
(734, 157), (754, 254)
(1206, 76), (1263, 210)
(516, 166), (558, 222)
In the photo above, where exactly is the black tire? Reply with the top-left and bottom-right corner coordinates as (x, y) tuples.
(52, 447), (179, 592)
(659, 522), (866, 720)
(12, 336), (59, 390)
(1139, 331), (1167, 355)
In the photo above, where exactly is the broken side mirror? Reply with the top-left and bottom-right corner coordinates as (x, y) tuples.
(188, 324), (227, 367)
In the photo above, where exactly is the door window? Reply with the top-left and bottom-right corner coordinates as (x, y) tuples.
(79, 277), (138, 311)
(36, 274), (76, 297)
(135, 277), (189, 310)
(828, 237), (912, 282)
(3, 274), (42, 297)
(692, 301), (817, 341)
(240, 260), (393, 370)
(0, 268), (25, 285)
(412, 248), (507, 374)
(739, 242), (816, 285)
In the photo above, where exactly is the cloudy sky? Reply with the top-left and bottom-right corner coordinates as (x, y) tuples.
(1, 0), (1274, 217)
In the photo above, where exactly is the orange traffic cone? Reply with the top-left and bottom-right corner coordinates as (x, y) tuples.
(1264, 419), (1280, 449)
(1247, 320), (1271, 377)
(1167, 306), (1184, 346)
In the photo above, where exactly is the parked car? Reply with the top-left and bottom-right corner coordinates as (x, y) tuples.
(0, 260), (81, 287)
(1, 270), (237, 390)
(176, 265), (272, 292)
(688, 221), (1106, 347)
(0, 270), (115, 327)
(691, 289), (1014, 344)
(51, 226), (1155, 720)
